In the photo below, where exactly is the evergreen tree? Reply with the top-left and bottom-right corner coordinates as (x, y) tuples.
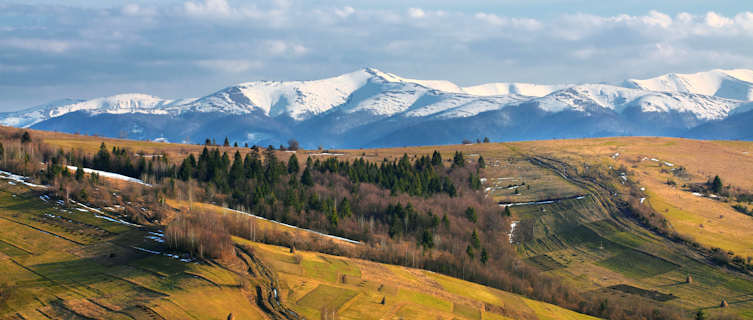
(711, 175), (723, 194)
(483, 137), (490, 143)
(420, 229), (434, 249)
(470, 229), (480, 249)
(205, 138), (211, 146)
(223, 137), (230, 147)
(431, 150), (442, 166)
(287, 154), (300, 174)
(481, 247), (488, 264)
(694, 310), (706, 320)
(301, 167), (313, 186)
(441, 214), (449, 229)
(478, 155), (486, 168)
(452, 151), (464, 168)
(466, 245), (474, 259)
(465, 207), (477, 223)
(503, 206), (511, 217)
(75, 166), (84, 181)
(21, 131), (31, 144)
(0, 142), (4, 160)
(339, 197), (352, 218)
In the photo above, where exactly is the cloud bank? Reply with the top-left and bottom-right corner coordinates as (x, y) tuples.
(1, 0), (752, 110)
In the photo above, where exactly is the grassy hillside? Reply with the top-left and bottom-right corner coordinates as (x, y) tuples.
(0, 176), (595, 319)
(244, 239), (598, 320)
(6, 127), (753, 318)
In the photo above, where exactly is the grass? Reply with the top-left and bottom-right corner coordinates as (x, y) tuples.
(247, 240), (597, 320)
(0, 181), (267, 320)
(596, 250), (678, 279)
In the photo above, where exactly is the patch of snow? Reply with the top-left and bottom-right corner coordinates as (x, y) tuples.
(692, 192), (704, 197)
(640, 198), (646, 204)
(67, 166), (151, 186)
(664, 162), (674, 167)
(0, 170), (46, 188)
(509, 221), (519, 244)
(224, 207), (360, 244)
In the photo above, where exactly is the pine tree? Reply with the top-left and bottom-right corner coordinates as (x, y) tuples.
(339, 197), (352, 218)
(504, 206), (511, 217)
(301, 167), (313, 186)
(478, 155), (485, 168)
(287, 154), (300, 174)
(0, 142), (4, 160)
(75, 166), (84, 181)
(470, 229), (480, 249)
(465, 207), (477, 223)
(480, 247), (488, 264)
(711, 175), (723, 194)
(483, 137), (490, 143)
(21, 131), (31, 144)
(452, 151), (465, 168)
(431, 150), (442, 166)
(466, 245), (474, 259)
(223, 137), (230, 147)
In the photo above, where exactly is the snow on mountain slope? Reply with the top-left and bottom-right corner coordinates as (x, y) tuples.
(462, 82), (568, 97)
(0, 98), (84, 128)
(177, 69), (377, 119)
(0, 94), (187, 128)
(534, 84), (742, 120)
(624, 69), (753, 101)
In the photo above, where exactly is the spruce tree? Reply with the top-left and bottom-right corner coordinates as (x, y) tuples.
(223, 137), (230, 147)
(287, 154), (300, 174)
(465, 207), (477, 223)
(481, 248), (488, 264)
(339, 197), (352, 218)
(711, 175), (723, 194)
(21, 131), (31, 144)
(301, 167), (313, 186)
(452, 151), (464, 168)
(478, 155), (485, 168)
(431, 150), (442, 166)
(75, 166), (84, 181)
(471, 229), (480, 249)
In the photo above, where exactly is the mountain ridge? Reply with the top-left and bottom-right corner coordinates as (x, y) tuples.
(3, 68), (753, 147)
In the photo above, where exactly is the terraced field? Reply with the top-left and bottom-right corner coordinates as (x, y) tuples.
(246, 239), (598, 320)
(476, 142), (753, 319)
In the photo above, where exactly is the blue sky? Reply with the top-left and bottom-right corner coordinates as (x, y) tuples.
(1, 0), (752, 111)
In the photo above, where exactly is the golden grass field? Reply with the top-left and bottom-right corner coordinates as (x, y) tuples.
(0, 175), (597, 319)
(8, 127), (753, 318)
(245, 239), (598, 320)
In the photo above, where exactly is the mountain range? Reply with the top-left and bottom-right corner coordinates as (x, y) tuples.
(2, 68), (753, 148)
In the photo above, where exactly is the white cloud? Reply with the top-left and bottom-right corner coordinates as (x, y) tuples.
(2, 2), (753, 110)
(705, 11), (733, 28)
(334, 6), (354, 18)
(0, 38), (75, 53)
(184, 0), (231, 16)
(408, 8), (425, 19)
(195, 59), (261, 73)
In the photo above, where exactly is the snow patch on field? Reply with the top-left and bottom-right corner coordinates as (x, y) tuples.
(224, 207), (360, 244)
(0, 170), (46, 188)
(67, 166), (151, 186)
(509, 221), (519, 244)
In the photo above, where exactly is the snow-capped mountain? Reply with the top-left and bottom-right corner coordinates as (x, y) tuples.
(624, 69), (753, 101)
(3, 68), (753, 147)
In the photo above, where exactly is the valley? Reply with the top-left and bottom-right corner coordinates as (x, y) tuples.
(1, 128), (753, 319)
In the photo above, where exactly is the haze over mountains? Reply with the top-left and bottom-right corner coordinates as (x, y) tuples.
(2, 68), (753, 148)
